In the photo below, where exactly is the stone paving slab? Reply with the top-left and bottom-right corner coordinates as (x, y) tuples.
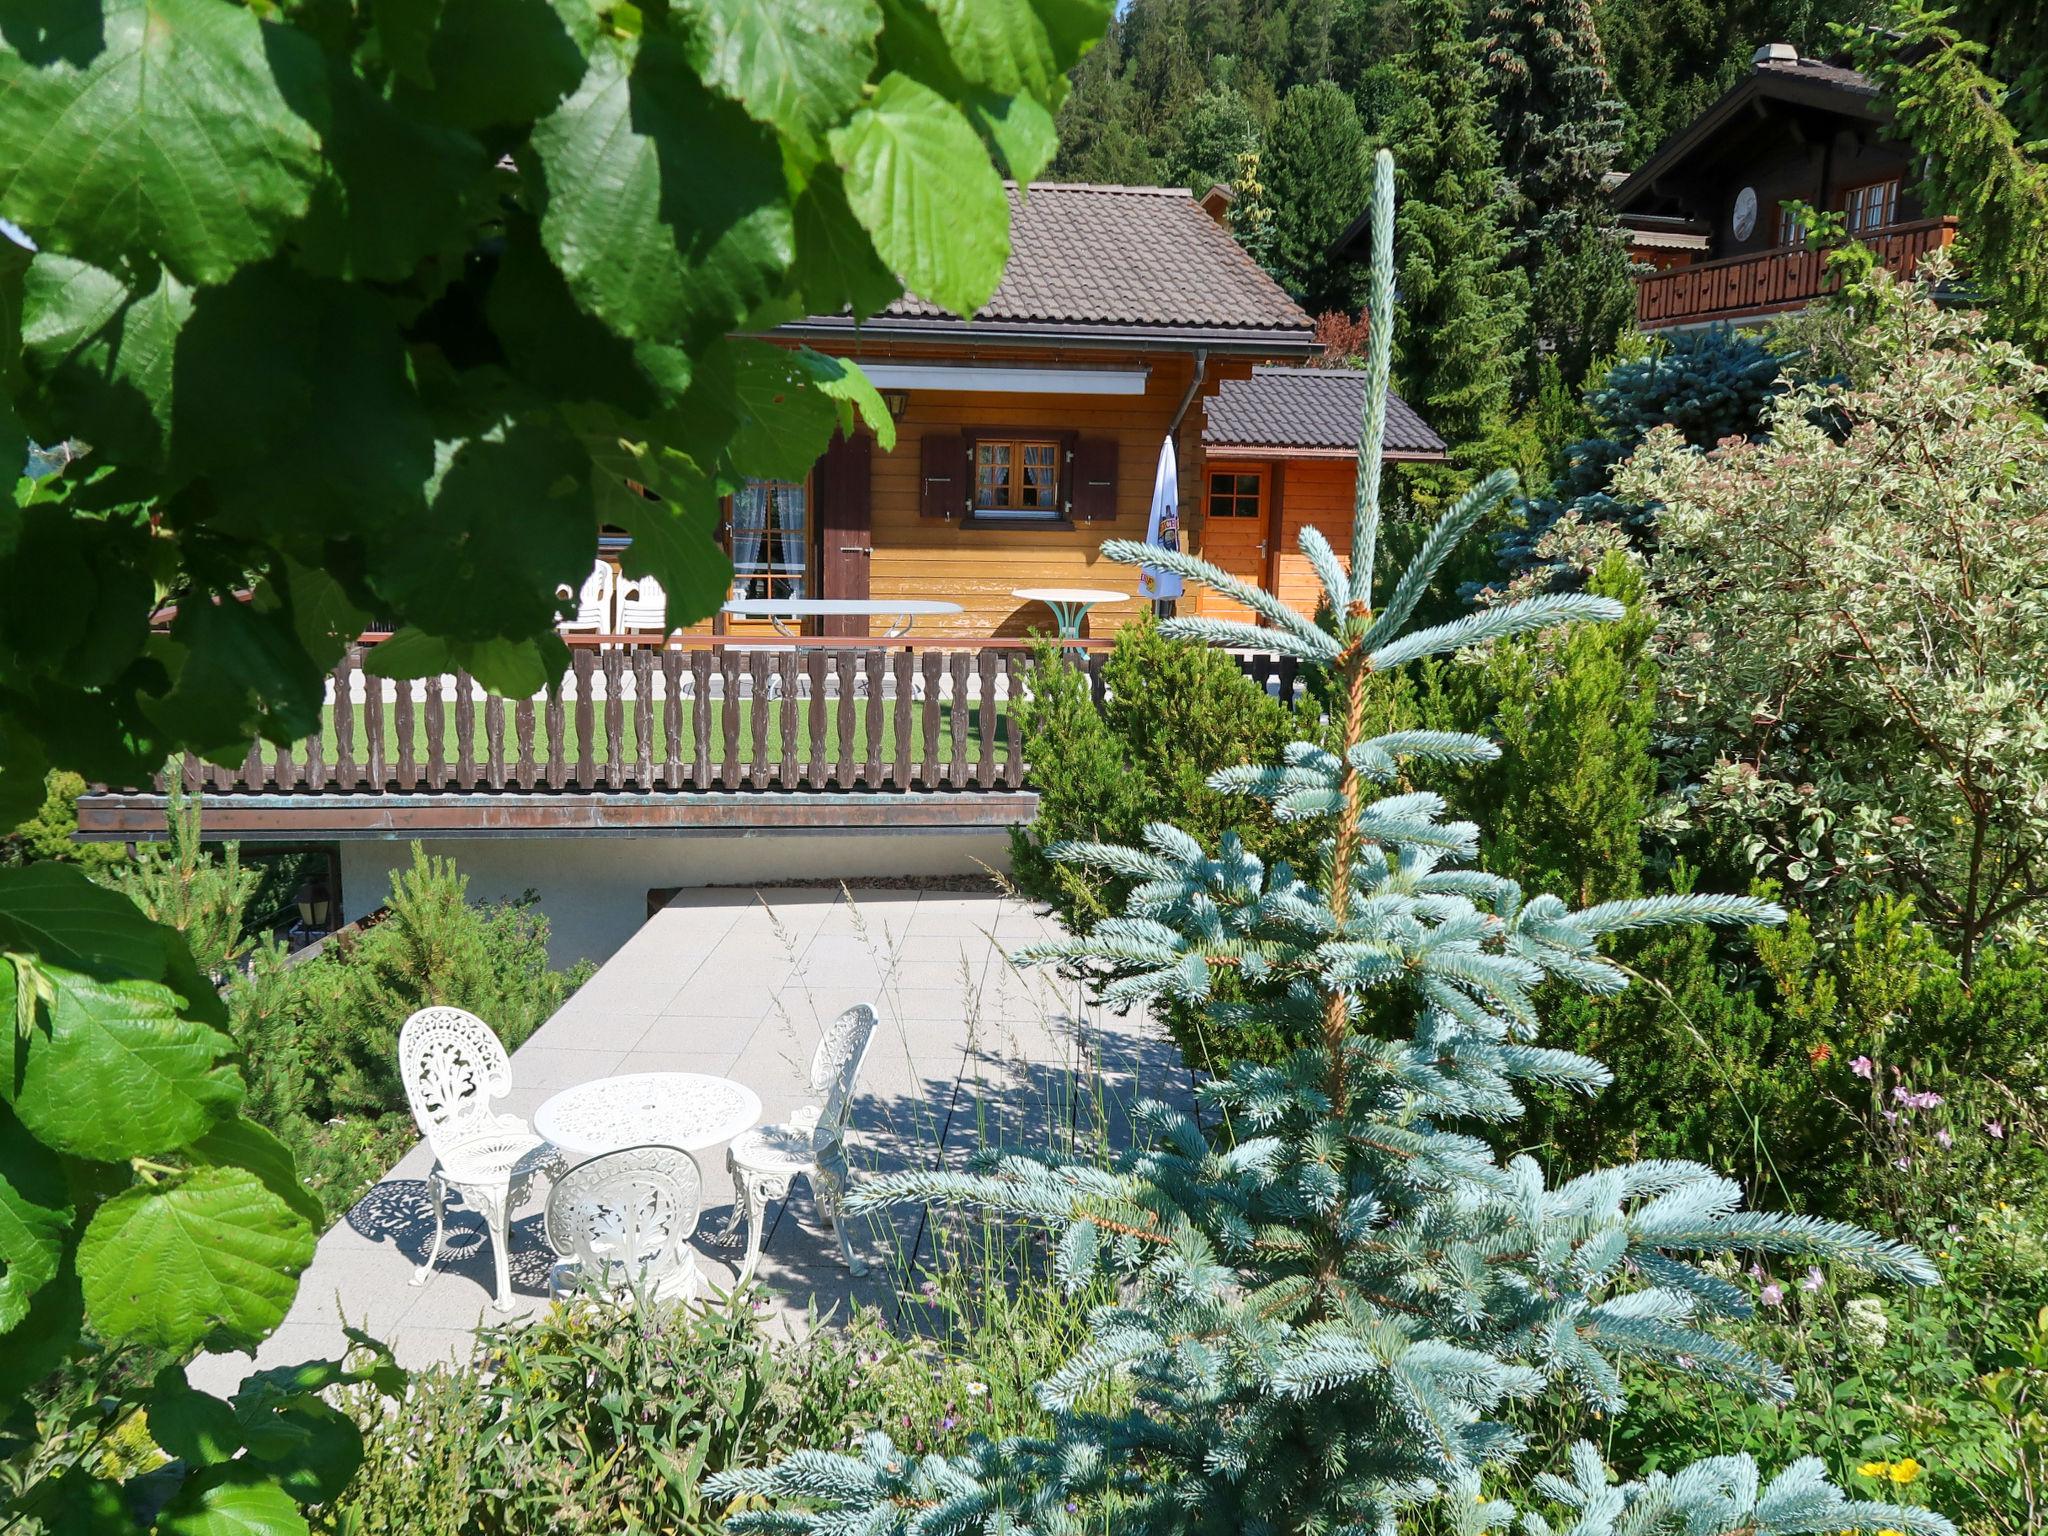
(189, 885), (1188, 1395)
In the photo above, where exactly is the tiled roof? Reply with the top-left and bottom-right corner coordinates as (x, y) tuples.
(1204, 366), (1446, 458)
(807, 183), (1314, 343)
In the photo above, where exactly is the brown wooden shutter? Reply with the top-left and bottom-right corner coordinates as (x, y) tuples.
(1071, 436), (1118, 522)
(920, 430), (965, 519)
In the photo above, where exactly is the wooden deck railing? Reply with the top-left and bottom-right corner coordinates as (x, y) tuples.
(1635, 216), (1959, 329)
(151, 637), (1316, 799)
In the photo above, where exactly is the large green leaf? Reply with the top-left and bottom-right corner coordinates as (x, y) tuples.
(0, 1102), (71, 1332)
(364, 629), (571, 699)
(0, 861), (180, 985)
(0, 502), (155, 688)
(155, 1469), (310, 1536)
(78, 1167), (313, 1352)
(149, 595), (327, 759)
(377, 416), (596, 642)
(18, 255), (192, 470)
(531, 33), (792, 354)
(234, 1387), (363, 1504)
(829, 72), (1008, 317)
(966, 89), (1059, 184)
(1024, 0), (1115, 73)
(679, 0), (882, 154)
(188, 1117), (325, 1230)
(205, 284), (434, 548)
(0, 725), (50, 831)
(0, 1254), (82, 1400)
(790, 165), (903, 321)
(487, 215), (689, 415)
(296, 60), (487, 283)
(3, 963), (241, 1162)
(795, 348), (897, 451)
(398, 0), (597, 130)
(0, 0), (327, 284)
(150, 1366), (246, 1466)
(725, 340), (843, 481)
(925, 0), (1059, 100)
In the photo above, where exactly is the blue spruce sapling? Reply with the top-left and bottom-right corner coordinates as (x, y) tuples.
(710, 152), (1949, 1536)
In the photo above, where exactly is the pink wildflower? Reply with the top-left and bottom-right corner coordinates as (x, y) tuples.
(1851, 1055), (1875, 1079)
(1988, 1120), (2006, 1141)
(1936, 1129), (1953, 1149)
(1760, 1282), (1785, 1307)
(1801, 1267), (1825, 1293)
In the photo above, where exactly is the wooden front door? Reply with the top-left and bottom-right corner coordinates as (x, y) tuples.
(816, 430), (872, 637)
(1193, 463), (1270, 622)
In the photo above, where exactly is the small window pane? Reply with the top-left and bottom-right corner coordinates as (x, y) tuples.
(976, 442), (1013, 508)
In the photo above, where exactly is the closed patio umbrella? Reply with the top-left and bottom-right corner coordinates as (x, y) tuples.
(1139, 435), (1184, 607)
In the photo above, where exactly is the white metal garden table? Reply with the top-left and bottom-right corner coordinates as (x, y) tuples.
(534, 1072), (763, 1162)
(1010, 586), (1129, 639)
(721, 598), (963, 638)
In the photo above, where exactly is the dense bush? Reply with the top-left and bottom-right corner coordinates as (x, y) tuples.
(230, 846), (588, 1216)
(0, 770), (123, 870)
(329, 1261), (1096, 1536)
(1627, 264), (2048, 978)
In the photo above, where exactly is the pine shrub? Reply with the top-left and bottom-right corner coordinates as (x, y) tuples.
(714, 154), (1951, 1536)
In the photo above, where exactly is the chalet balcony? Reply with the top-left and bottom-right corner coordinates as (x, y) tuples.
(76, 635), (1314, 841)
(1634, 215), (1959, 331)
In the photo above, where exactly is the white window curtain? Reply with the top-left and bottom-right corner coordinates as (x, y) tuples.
(731, 481), (768, 591)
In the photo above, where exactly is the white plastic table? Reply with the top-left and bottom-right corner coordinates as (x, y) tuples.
(1010, 587), (1129, 639)
(534, 1072), (763, 1162)
(722, 598), (963, 638)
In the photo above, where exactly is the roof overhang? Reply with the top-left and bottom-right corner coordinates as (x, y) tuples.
(776, 315), (1320, 356)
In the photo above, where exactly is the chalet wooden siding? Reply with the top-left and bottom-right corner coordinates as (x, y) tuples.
(856, 349), (1248, 640)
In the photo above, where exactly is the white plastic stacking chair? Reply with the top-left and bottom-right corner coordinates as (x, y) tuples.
(557, 560), (615, 635)
(398, 1007), (564, 1310)
(616, 571), (670, 635)
(544, 1144), (706, 1305)
(721, 1004), (879, 1284)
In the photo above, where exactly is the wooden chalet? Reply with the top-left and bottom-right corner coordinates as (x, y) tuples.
(1613, 43), (1958, 331)
(77, 184), (1446, 959)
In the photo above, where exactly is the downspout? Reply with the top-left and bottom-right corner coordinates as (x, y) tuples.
(1167, 346), (1208, 437)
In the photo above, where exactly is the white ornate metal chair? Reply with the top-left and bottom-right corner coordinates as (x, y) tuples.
(615, 571), (669, 635)
(544, 1144), (705, 1305)
(721, 1004), (879, 1284)
(556, 559), (615, 635)
(398, 1007), (564, 1310)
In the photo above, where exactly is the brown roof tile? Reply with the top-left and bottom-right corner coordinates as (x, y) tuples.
(799, 183), (1315, 344)
(1204, 366), (1446, 458)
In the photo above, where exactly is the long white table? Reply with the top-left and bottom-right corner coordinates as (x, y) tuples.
(721, 598), (963, 638)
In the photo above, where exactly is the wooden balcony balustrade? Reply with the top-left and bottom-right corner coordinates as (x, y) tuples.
(135, 635), (1315, 805)
(1634, 216), (1959, 329)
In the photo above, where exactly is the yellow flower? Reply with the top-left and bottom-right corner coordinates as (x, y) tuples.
(1879, 1528), (1906, 1536)
(1889, 1458), (1921, 1485)
(1857, 1461), (1891, 1479)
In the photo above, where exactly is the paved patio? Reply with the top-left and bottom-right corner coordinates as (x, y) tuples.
(190, 885), (1188, 1393)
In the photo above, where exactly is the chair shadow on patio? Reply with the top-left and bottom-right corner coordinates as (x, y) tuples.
(346, 1179), (557, 1302)
(346, 1175), (751, 1308)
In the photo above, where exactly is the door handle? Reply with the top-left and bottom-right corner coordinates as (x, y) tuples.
(839, 545), (869, 554)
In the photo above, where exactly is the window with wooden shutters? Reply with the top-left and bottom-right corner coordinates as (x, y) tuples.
(1071, 435), (1118, 522)
(971, 436), (1063, 518)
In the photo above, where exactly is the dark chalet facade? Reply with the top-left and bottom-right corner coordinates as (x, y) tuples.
(1613, 43), (1957, 331)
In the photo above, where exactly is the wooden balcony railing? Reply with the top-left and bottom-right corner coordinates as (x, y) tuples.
(1635, 216), (1959, 329)
(149, 636), (1315, 801)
